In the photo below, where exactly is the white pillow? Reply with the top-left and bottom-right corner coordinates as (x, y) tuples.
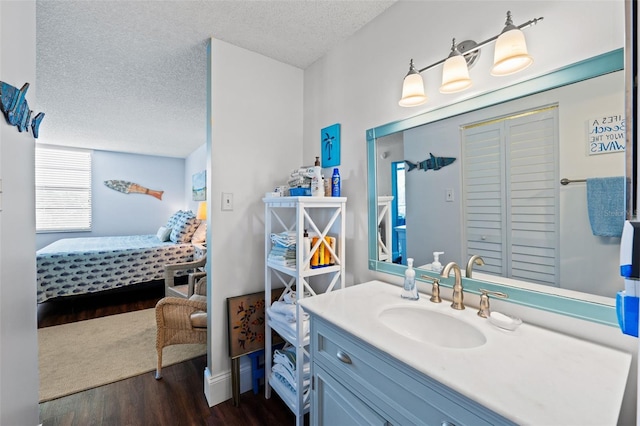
(191, 222), (207, 243)
(156, 226), (172, 242)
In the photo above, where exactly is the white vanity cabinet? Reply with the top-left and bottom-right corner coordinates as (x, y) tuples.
(299, 280), (631, 425)
(310, 316), (515, 426)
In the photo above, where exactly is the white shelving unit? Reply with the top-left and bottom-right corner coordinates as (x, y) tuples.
(263, 196), (346, 426)
(377, 196), (393, 262)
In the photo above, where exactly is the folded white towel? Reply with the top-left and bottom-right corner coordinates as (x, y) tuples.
(269, 302), (309, 323)
(274, 347), (310, 375)
(270, 301), (296, 319)
(267, 308), (309, 337)
(273, 364), (299, 389)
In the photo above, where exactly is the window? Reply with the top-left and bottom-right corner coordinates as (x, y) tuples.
(35, 146), (92, 232)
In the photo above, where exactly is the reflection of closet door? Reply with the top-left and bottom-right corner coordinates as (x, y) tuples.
(463, 106), (559, 286)
(463, 121), (506, 276)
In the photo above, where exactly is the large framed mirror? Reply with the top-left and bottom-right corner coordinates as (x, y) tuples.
(367, 49), (628, 326)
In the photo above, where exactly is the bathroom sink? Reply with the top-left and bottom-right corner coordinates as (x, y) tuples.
(378, 307), (487, 349)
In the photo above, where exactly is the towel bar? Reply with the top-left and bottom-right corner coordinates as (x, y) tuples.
(560, 178), (586, 185)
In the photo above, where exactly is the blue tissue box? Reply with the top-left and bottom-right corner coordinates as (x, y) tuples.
(616, 291), (639, 337)
(289, 187), (311, 196)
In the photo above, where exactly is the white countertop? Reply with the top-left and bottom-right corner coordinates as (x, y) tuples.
(299, 280), (632, 425)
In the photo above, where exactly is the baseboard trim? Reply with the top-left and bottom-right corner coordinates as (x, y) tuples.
(203, 361), (254, 407)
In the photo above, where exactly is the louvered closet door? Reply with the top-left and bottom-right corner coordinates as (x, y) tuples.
(506, 108), (559, 286)
(462, 122), (506, 276)
(463, 106), (559, 286)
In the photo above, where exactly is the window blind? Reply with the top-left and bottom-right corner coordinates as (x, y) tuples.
(35, 146), (92, 232)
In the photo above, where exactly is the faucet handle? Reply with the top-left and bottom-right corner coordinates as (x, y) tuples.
(477, 288), (508, 318)
(420, 275), (442, 303)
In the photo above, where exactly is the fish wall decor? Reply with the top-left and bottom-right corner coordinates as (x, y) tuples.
(0, 81), (45, 138)
(104, 180), (164, 200)
(405, 153), (456, 172)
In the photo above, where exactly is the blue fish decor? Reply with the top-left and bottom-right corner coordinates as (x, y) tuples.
(405, 153), (456, 172)
(0, 81), (45, 138)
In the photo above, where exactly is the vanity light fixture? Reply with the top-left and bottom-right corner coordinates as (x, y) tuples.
(399, 11), (543, 107)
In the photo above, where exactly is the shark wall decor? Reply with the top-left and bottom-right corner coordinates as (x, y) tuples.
(405, 153), (456, 172)
(0, 81), (45, 138)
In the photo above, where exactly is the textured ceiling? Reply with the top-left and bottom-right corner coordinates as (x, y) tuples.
(34, 0), (396, 158)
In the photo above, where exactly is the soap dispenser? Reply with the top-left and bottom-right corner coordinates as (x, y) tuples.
(431, 252), (444, 273)
(401, 258), (419, 300)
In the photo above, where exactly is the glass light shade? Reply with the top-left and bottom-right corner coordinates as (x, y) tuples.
(196, 201), (207, 220)
(439, 55), (472, 94)
(399, 73), (427, 107)
(491, 28), (533, 76)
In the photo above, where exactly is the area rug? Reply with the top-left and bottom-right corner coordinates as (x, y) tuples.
(38, 308), (206, 402)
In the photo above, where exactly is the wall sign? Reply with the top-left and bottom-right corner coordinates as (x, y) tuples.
(588, 114), (625, 155)
(321, 123), (340, 168)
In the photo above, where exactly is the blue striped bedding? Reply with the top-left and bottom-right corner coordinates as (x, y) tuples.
(36, 235), (195, 303)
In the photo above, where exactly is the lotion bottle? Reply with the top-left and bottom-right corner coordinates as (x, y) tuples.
(401, 258), (418, 300)
(431, 251), (444, 273)
(311, 157), (323, 197)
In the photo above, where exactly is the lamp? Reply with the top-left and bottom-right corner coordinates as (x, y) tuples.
(439, 39), (473, 94)
(490, 11), (534, 76)
(196, 201), (207, 220)
(399, 59), (428, 107)
(399, 11), (543, 107)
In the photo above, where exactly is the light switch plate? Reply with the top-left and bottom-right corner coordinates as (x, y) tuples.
(222, 192), (233, 211)
(445, 188), (454, 202)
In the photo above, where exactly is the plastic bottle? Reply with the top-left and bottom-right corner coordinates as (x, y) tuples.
(303, 229), (311, 267)
(401, 258), (419, 300)
(311, 157), (323, 197)
(311, 236), (320, 268)
(431, 252), (444, 273)
(331, 167), (341, 197)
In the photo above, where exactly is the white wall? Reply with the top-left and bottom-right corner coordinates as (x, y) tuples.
(303, 1), (636, 424)
(205, 38), (303, 405)
(0, 1), (40, 424)
(36, 149), (186, 249)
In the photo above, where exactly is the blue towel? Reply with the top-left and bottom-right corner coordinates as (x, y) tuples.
(586, 176), (625, 237)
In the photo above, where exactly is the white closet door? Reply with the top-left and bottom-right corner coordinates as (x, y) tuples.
(462, 122), (506, 276)
(506, 108), (559, 285)
(463, 106), (559, 285)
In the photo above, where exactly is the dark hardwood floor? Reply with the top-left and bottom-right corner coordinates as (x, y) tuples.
(38, 282), (297, 426)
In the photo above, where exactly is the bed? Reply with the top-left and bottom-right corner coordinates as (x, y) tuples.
(36, 210), (205, 303)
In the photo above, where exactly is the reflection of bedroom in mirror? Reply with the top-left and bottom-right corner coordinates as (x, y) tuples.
(376, 69), (624, 299)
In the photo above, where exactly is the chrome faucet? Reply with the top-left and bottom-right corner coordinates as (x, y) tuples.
(465, 255), (485, 278)
(440, 262), (464, 310)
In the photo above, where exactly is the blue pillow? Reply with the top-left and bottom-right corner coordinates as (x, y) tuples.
(156, 226), (172, 242)
(169, 211), (198, 243)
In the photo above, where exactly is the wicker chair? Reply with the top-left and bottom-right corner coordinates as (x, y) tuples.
(164, 256), (206, 298)
(155, 273), (207, 379)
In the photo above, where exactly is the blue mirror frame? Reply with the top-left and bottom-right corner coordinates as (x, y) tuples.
(367, 49), (624, 327)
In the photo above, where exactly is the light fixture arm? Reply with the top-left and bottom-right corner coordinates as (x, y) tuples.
(413, 15), (544, 74)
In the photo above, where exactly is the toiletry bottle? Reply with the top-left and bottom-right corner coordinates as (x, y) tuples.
(324, 175), (331, 196)
(303, 230), (311, 267)
(431, 252), (444, 273)
(331, 167), (341, 197)
(311, 236), (319, 268)
(311, 157), (323, 197)
(401, 258), (419, 300)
